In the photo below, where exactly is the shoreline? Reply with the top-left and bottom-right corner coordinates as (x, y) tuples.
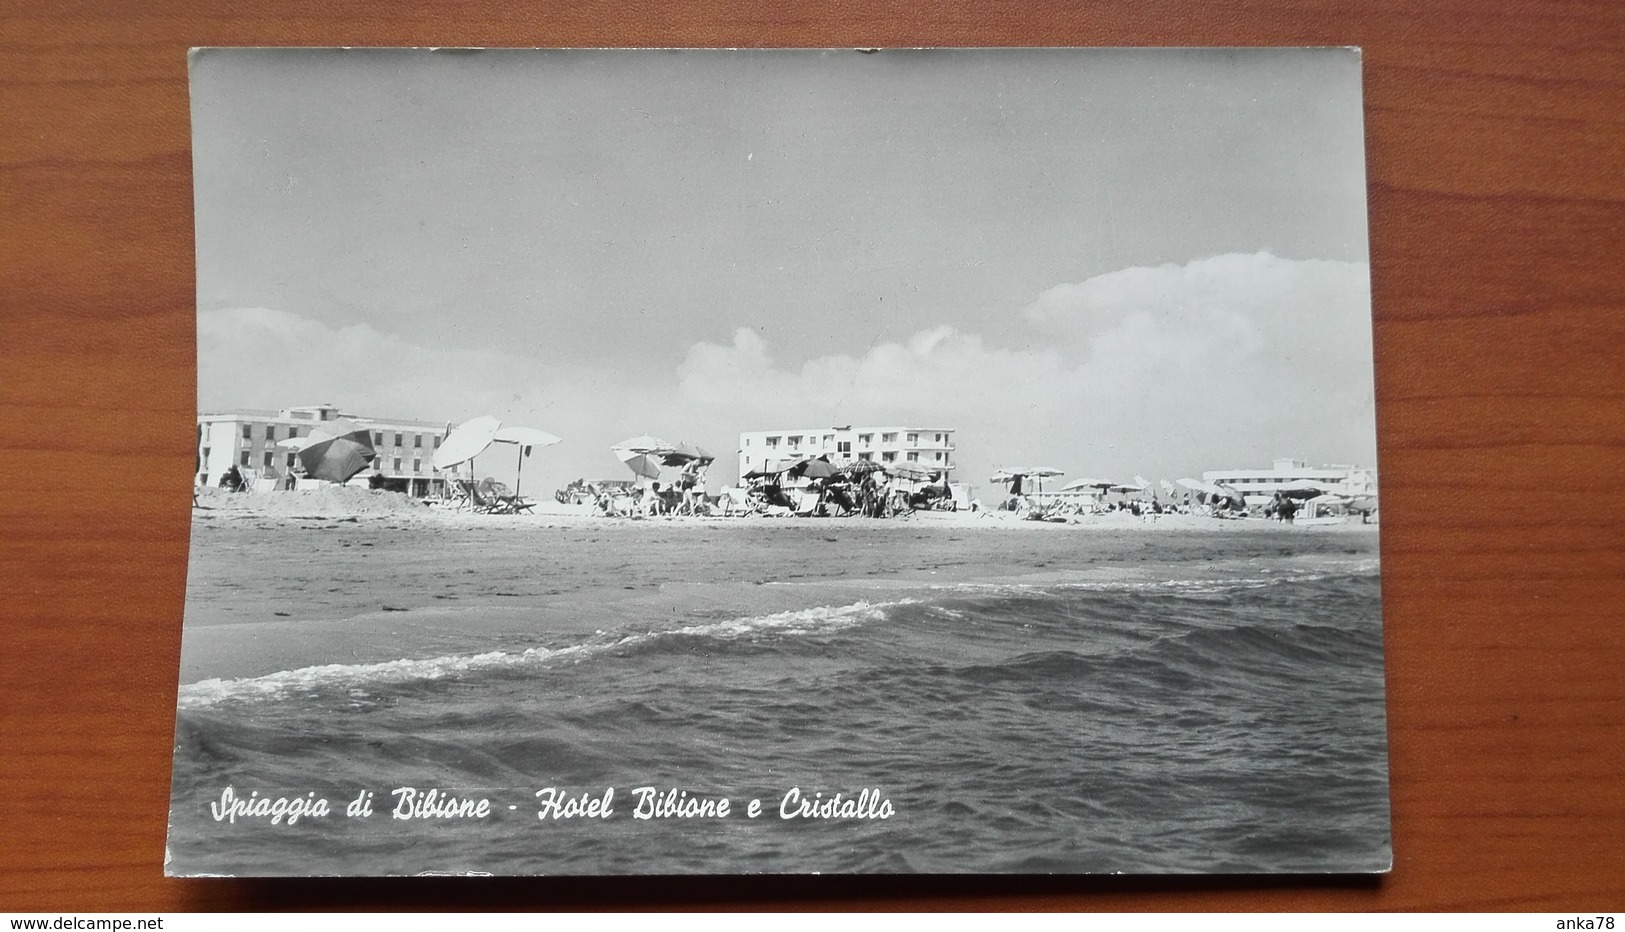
(192, 486), (1378, 534)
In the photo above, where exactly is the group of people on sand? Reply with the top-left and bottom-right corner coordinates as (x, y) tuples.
(553, 462), (962, 520)
(1000, 494), (1188, 523)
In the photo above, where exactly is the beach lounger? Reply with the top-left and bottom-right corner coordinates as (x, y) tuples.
(793, 489), (821, 517)
(718, 486), (755, 516)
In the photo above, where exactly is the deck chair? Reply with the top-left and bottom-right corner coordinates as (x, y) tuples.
(458, 479), (498, 513)
(793, 489), (821, 517)
(472, 479), (530, 514)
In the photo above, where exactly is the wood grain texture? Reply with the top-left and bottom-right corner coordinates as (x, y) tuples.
(2, 0), (1622, 912)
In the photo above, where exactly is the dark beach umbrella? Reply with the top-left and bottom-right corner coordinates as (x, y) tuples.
(790, 457), (840, 481)
(295, 419), (376, 484)
(840, 459), (885, 478)
(663, 441), (715, 466)
(1277, 479), (1337, 501)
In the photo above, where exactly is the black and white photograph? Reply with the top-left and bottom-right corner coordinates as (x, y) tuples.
(170, 47), (1389, 876)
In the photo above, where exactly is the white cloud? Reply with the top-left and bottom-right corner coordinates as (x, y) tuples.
(673, 251), (1376, 484)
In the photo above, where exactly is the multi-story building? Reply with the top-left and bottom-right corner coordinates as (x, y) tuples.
(1202, 457), (1378, 506)
(196, 404), (452, 497)
(736, 426), (956, 484)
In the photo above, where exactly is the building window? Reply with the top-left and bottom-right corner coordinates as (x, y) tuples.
(934, 452), (944, 461)
(286, 452), (296, 468)
(265, 425), (277, 441)
(393, 457), (402, 472)
(395, 432), (403, 447)
(882, 452), (896, 462)
(414, 434), (422, 448)
(242, 424), (252, 440)
(906, 433), (919, 445)
(858, 434), (872, 445)
(882, 432), (897, 443)
(263, 451), (274, 468)
(433, 436), (441, 448)
(935, 433), (945, 444)
(413, 459), (421, 474)
(766, 436), (779, 448)
(288, 426), (298, 439)
(239, 450), (250, 466)
(907, 452), (920, 461)
(837, 441), (851, 454)
(858, 452), (871, 461)
(788, 436), (801, 449)
(374, 432), (384, 445)
(744, 438), (751, 447)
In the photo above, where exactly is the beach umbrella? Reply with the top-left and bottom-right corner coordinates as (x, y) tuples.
(1061, 477), (1114, 492)
(789, 457), (840, 481)
(612, 434), (674, 480)
(885, 460), (941, 484)
(434, 416), (501, 471)
(614, 434), (671, 455)
(1278, 479), (1340, 499)
(294, 419), (376, 484)
(659, 441), (715, 467)
(493, 426), (562, 497)
(616, 451), (664, 480)
(1345, 495), (1378, 516)
(839, 459), (886, 480)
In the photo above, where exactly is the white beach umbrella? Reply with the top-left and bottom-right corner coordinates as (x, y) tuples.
(434, 416), (501, 471)
(612, 434), (674, 481)
(493, 426), (562, 497)
(1061, 477), (1114, 492)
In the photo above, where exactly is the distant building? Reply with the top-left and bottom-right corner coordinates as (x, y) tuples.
(1203, 457), (1378, 505)
(196, 404), (452, 497)
(737, 426), (956, 484)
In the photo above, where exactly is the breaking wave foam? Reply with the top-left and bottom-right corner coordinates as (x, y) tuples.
(176, 599), (906, 711)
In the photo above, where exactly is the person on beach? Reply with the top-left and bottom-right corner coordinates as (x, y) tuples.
(1278, 495), (1298, 524)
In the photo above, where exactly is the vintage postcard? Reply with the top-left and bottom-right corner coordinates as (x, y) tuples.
(170, 47), (1389, 875)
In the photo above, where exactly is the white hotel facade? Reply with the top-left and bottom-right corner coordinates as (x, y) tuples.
(196, 403), (452, 497)
(1202, 457), (1379, 506)
(737, 426), (956, 484)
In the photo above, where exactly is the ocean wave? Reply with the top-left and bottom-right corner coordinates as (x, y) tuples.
(177, 598), (906, 710)
(927, 563), (1377, 599)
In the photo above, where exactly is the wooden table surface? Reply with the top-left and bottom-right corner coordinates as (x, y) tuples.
(3, 0), (1622, 913)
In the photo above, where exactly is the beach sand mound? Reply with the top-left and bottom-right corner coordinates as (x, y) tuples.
(195, 485), (428, 517)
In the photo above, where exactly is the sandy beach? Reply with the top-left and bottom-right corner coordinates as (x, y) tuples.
(182, 487), (1379, 684)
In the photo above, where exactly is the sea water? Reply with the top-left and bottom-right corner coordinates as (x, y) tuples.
(166, 530), (1389, 876)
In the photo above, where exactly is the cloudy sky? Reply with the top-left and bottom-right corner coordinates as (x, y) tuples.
(192, 47), (1376, 492)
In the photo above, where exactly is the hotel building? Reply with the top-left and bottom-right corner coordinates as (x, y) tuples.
(196, 404), (452, 497)
(1202, 457), (1378, 506)
(736, 426), (956, 484)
